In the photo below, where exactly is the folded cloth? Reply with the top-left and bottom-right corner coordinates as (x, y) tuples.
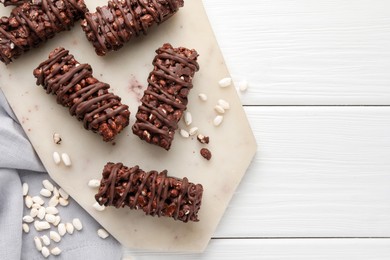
(0, 89), (122, 260)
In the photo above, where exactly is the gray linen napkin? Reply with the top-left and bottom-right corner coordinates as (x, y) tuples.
(0, 89), (122, 260)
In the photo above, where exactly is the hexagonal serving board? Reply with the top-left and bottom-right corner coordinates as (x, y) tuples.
(0, 0), (256, 252)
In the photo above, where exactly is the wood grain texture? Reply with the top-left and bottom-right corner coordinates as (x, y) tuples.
(214, 107), (390, 237)
(124, 238), (390, 259)
(203, 0), (390, 105)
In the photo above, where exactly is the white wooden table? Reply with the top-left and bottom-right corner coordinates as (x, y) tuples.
(124, 0), (390, 258)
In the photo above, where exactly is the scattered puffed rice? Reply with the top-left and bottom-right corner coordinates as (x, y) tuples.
(51, 247), (62, 256)
(198, 93), (207, 101)
(61, 153), (72, 167)
(34, 236), (42, 251)
(45, 206), (58, 215)
(45, 214), (56, 224)
(238, 80), (248, 92)
(53, 216), (61, 226)
(180, 129), (190, 138)
(53, 133), (62, 144)
(66, 222), (74, 235)
(22, 223), (29, 233)
(213, 115), (224, 126)
(58, 188), (69, 200)
(37, 207), (46, 220)
(189, 127), (199, 136)
(41, 246), (50, 258)
(48, 196), (59, 207)
(40, 188), (52, 198)
(32, 203), (41, 209)
(42, 180), (54, 192)
(32, 196), (44, 205)
(58, 223), (66, 236)
(37, 221), (50, 230)
(59, 197), (69, 206)
(34, 221), (42, 232)
(22, 179), (96, 259)
(53, 152), (61, 165)
(72, 218), (83, 231)
(53, 187), (59, 197)
(23, 215), (34, 223)
(22, 183), (29, 196)
(50, 231), (61, 243)
(41, 235), (50, 246)
(218, 77), (232, 88)
(184, 111), (192, 126)
(25, 196), (33, 208)
(93, 202), (105, 212)
(88, 179), (101, 188)
(217, 99), (230, 110)
(97, 228), (109, 239)
(30, 208), (39, 218)
(214, 105), (225, 114)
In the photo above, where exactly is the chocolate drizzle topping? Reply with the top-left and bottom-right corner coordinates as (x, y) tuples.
(33, 47), (130, 141)
(80, 0), (184, 56)
(132, 43), (199, 150)
(0, 0), (88, 64)
(96, 162), (203, 222)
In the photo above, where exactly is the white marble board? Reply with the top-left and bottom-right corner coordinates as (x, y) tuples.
(0, 0), (257, 252)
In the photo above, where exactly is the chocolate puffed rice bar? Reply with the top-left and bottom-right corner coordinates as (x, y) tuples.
(33, 47), (130, 142)
(0, 0), (27, 6)
(80, 0), (184, 56)
(96, 162), (203, 222)
(132, 43), (199, 150)
(0, 0), (88, 64)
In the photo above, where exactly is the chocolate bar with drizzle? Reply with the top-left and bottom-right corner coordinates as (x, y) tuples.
(0, 0), (27, 6)
(80, 0), (184, 56)
(96, 162), (203, 222)
(132, 43), (199, 150)
(1, 0), (56, 6)
(33, 47), (130, 142)
(0, 0), (88, 64)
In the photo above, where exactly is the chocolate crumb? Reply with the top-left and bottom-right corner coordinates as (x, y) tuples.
(200, 148), (212, 160)
(197, 134), (209, 144)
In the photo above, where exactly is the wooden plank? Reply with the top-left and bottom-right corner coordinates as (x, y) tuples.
(203, 0), (390, 105)
(123, 238), (390, 259)
(213, 107), (390, 237)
